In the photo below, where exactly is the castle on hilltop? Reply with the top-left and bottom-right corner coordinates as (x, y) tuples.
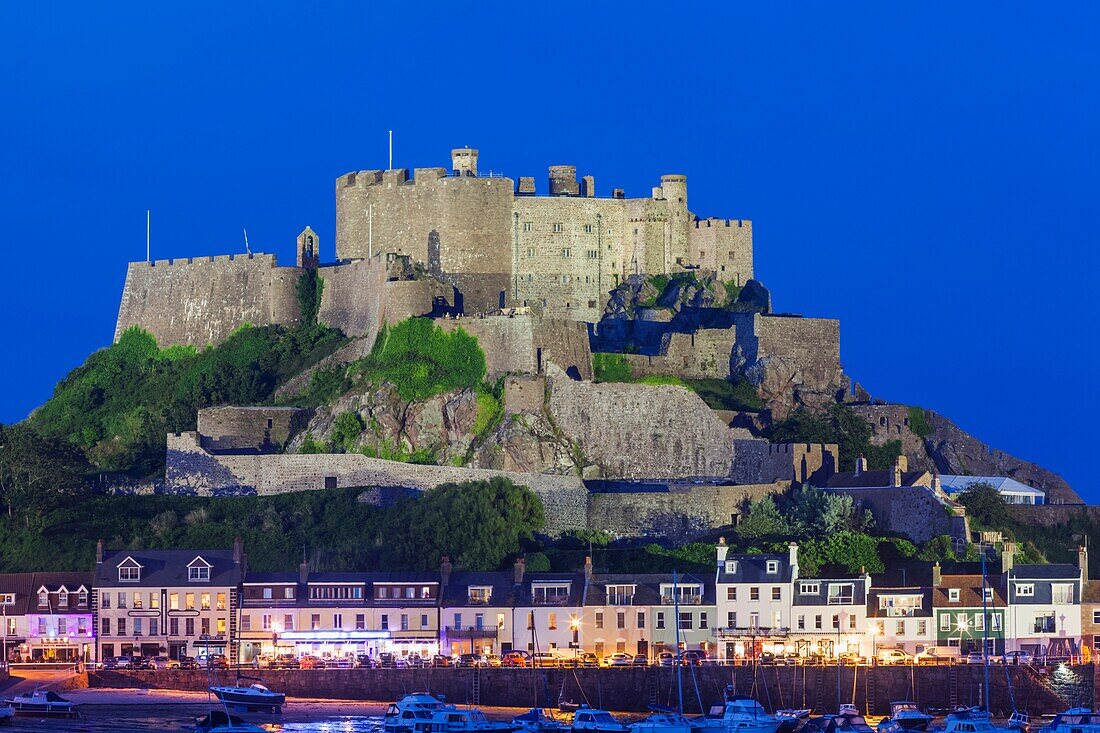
(114, 148), (754, 346)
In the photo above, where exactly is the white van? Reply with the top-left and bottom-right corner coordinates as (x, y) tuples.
(914, 646), (959, 665)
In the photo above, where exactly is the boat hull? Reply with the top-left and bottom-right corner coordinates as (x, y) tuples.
(211, 687), (285, 712)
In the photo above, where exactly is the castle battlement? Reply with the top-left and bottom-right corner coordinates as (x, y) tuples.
(695, 217), (752, 229)
(143, 252), (280, 268)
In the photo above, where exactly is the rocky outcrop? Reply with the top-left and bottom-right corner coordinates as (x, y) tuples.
(852, 403), (1082, 504)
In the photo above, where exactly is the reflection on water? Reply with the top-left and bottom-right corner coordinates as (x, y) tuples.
(259, 718), (384, 732)
(7, 713), (387, 733)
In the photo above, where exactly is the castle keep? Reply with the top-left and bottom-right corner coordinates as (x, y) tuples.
(115, 148), (755, 346)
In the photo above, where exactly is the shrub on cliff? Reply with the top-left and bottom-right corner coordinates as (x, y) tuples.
(358, 319), (487, 402)
(593, 352), (633, 382)
(28, 324), (344, 477)
(770, 404), (902, 471)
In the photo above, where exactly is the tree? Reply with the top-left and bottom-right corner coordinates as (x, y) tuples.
(737, 496), (790, 539)
(0, 423), (89, 526)
(380, 477), (545, 571)
(956, 482), (1011, 530)
(771, 404), (902, 471)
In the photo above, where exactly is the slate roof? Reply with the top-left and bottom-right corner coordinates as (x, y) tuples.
(441, 571), (518, 607)
(32, 572), (93, 591)
(585, 573), (714, 606)
(867, 586), (934, 618)
(515, 572), (587, 606)
(933, 572), (1008, 607)
(826, 470), (929, 488)
(0, 573), (39, 615)
(717, 554), (793, 583)
(792, 576), (867, 607)
(95, 549), (241, 588)
(1009, 564), (1080, 580)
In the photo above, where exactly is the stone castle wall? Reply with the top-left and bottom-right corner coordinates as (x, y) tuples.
(316, 257), (388, 339)
(197, 407), (309, 453)
(690, 218), (754, 286)
(165, 432), (587, 535)
(588, 481), (785, 542)
(824, 486), (970, 544)
(624, 328), (739, 380)
(730, 440), (840, 486)
(546, 367), (735, 479)
(335, 169), (514, 314)
(114, 253), (301, 347)
(437, 315), (593, 381)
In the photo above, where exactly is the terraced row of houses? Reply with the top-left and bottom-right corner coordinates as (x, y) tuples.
(0, 539), (1092, 665)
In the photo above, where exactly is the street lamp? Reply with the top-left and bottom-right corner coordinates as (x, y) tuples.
(569, 617), (580, 660)
(868, 621), (878, 665)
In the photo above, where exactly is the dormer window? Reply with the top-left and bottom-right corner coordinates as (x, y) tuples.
(187, 557), (212, 582)
(766, 560), (779, 574)
(37, 589), (48, 608)
(77, 587), (88, 607)
(725, 560), (738, 573)
(118, 557), (142, 582)
(469, 586), (492, 604)
(58, 589), (69, 608)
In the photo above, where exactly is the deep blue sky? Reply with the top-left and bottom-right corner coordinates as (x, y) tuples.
(1, 3), (1096, 502)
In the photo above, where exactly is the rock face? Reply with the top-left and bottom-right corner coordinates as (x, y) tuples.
(852, 404), (1082, 504)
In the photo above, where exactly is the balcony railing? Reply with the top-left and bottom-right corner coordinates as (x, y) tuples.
(713, 626), (791, 638)
(532, 597), (571, 606)
(661, 596), (703, 605)
(445, 625), (500, 638)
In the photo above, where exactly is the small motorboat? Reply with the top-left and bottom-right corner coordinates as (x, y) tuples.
(514, 708), (570, 733)
(882, 702), (933, 732)
(571, 706), (629, 733)
(777, 709), (812, 733)
(4, 688), (78, 717)
(1007, 711), (1030, 733)
(189, 709), (266, 733)
(938, 707), (1015, 733)
(385, 693), (451, 733)
(210, 682), (285, 713)
(802, 707), (873, 733)
(693, 696), (785, 733)
(427, 706), (521, 733)
(1038, 708), (1100, 733)
(559, 700), (582, 713)
(631, 707), (694, 733)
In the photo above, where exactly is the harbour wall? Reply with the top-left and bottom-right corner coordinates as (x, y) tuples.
(88, 664), (1092, 715)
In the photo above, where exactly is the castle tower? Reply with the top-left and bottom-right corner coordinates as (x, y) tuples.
(451, 148), (478, 176)
(549, 165), (579, 196)
(297, 226), (319, 269)
(660, 174), (688, 208)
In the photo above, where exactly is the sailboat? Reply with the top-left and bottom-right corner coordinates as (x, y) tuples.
(209, 589), (286, 713)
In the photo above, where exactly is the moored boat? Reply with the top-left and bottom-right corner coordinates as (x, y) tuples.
(692, 696), (784, 733)
(3, 689), (77, 717)
(777, 708), (811, 733)
(937, 707), (1014, 733)
(881, 702), (933, 733)
(631, 707), (694, 733)
(420, 706), (520, 733)
(210, 682), (285, 713)
(385, 693), (451, 733)
(1038, 708), (1100, 733)
(514, 708), (570, 733)
(571, 706), (629, 733)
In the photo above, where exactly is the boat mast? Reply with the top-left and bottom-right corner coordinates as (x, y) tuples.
(673, 569), (684, 714)
(980, 547), (991, 713)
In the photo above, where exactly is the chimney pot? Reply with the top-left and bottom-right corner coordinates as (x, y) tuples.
(441, 555), (453, 586)
(96, 539), (105, 565)
(855, 455), (867, 476)
(298, 561), (309, 585)
(513, 557), (525, 585)
(584, 555), (593, 582)
(932, 561), (942, 587)
(233, 536), (243, 565)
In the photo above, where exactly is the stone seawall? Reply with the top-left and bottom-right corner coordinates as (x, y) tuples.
(88, 664), (1092, 714)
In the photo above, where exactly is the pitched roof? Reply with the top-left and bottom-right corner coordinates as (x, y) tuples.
(585, 573), (714, 606)
(1009, 564), (1080, 580)
(95, 548), (241, 587)
(717, 554), (793, 583)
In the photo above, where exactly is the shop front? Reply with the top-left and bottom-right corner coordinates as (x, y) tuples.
(275, 629), (438, 662)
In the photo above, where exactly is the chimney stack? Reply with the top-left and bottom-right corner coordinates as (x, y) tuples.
(716, 537), (729, 567)
(789, 542), (799, 572)
(584, 555), (593, 583)
(1001, 542), (1016, 574)
(891, 457), (903, 487)
(441, 555), (453, 587)
(855, 455), (867, 476)
(931, 471), (942, 492)
(233, 536), (243, 565)
(96, 539), (105, 565)
(513, 557), (525, 585)
(299, 560), (309, 585)
(932, 561), (942, 587)
(1079, 545), (1089, 580)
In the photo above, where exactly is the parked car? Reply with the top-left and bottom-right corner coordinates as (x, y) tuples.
(632, 654), (648, 667)
(915, 647), (958, 665)
(877, 649), (913, 665)
(211, 654), (230, 669)
(431, 654), (454, 668)
(574, 652), (598, 668)
(326, 656), (353, 669)
(103, 656), (134, 670)
(655, 651), (676, 667)
(602, 652), (632, 667)
(484, 654), (502, 667)
(178, 655), (200, 670)
(457, 653), (485, 668)
(271, 654), (300, 669)
(501, 651), (529, 668)
(962, 651), (987, 665)
(150, 655), (180, 670)
(355, 654), (376, 669)
(999, 651), (1034, 665)
(300, 655), (326, 669)
(838, 652), (867, 666)
(678, 650), (708, 666)
(407, 655), (428, 668)
(533, 652), (564, 668)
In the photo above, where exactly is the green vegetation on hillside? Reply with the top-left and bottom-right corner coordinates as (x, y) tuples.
(908, 405), (933, 437)
(0, 478), (544, 573)
(296, 319), (487, 407)
(27, 325), (345, 477)
(592, 353), (763, 411)
(770, 403), (902, 471)
(295, 270), (325, 325)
